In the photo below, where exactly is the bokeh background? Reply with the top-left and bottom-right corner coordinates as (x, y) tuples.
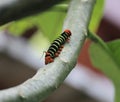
(0, 0), (119, 102)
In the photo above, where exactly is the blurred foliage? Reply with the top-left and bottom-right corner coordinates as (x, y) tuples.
(0, 1), (69, 42)
(107, 40), (120, 67)
(0, 0), (104, 50)
(89, 0), (104, 32)
(2, 11), (66, 42)
(36, 11), (66, 42)
(0, 0), (104, 38)
(89, 40), (120, 82)
(88, 31), (120, 102)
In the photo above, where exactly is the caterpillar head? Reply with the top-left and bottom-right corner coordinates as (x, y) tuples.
(64, 29), (72, 36)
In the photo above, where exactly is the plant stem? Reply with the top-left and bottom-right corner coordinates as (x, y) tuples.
(0, 0), (96, 102)
(87, 30), (110, 52)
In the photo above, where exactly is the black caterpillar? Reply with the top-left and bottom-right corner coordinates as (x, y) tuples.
(45, 29), (72, 64)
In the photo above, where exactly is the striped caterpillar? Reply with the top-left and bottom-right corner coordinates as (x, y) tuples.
(45, 29), (72, 64)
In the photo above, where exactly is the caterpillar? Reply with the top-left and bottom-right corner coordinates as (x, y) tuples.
(45, 29), (72, 65)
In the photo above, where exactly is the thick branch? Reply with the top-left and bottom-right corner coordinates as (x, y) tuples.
(0, 0), (64, 26)
(0, 0), (96, 102)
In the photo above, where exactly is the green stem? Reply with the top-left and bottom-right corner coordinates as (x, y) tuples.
(87, 30), (110, 52)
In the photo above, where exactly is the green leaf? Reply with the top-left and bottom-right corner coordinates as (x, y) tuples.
(35, 11), (66, 42)
(88, 32), (120, 81)
(107, 40), (120, 67)
(1, 2), (68, 42)
(89, 0), (104, 31)
(89, 42), (120, 83)
(2, 10), (66, 41)
(88, 32), (120, 102)
(0, 1), (70, 50)
(107, 39), (120, 102)
(5, 20), (34, 35)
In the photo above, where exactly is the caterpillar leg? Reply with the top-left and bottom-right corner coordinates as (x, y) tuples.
(45, 29), (72, 64)
(45, 52), (50, 56)
(60, 45), (64, 48)
(66, 37), (70, 42)
(58, 45), (64, 52)
(55, 53), (59, 57)
(45, 56), (54, 64)
(59, 48), (62, 51)
(55, 50), (62, 57)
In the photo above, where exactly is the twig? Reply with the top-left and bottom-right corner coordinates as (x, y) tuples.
(0, 0), (96, 102)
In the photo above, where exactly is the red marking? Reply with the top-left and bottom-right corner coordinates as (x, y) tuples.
(45, 56), (54, 64)
(60, 45), (64, 48)
(57, 51), (61, 54)
(49, 58), (54, 62)
(45, 29), (72, 65)
(59, 48), (62, 51)
(64, 29), (72, 36)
